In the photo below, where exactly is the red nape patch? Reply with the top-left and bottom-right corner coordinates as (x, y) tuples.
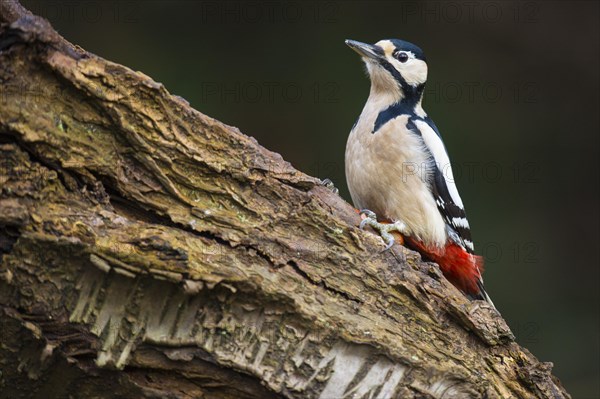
(405, 238), (484, 295)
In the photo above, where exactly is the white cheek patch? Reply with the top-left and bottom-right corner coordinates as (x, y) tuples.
(388, 57), (428, 86)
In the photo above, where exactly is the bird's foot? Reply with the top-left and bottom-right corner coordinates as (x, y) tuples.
(359, 209), (407, 251)
(321, 178), (339, 194)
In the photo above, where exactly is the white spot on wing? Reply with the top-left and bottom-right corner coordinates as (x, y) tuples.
(451, 217), (470, 229)
(414, 120), (464, 208)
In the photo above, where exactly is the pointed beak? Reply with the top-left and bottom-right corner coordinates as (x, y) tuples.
(345, 39), (381, 60)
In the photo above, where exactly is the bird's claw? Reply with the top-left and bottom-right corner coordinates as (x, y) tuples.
(359, 209), (406, 251)
(321, 178), (339, 194)
(359, 209), (377, 230)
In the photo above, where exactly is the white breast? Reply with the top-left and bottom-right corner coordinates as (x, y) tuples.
(345, 112), (447, 249)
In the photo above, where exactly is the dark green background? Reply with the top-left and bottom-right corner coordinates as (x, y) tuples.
(21, 0), (599, 397)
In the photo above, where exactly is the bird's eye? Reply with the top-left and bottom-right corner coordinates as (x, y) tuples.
(395, 52), (409, 63)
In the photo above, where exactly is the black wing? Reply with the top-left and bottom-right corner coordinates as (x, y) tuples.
(415, 117), (475, 254)
(431, 167), (475, 254)
(412, 116), (495, 306)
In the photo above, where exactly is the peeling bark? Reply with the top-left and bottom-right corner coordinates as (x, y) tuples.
(0, 1), (570, 398)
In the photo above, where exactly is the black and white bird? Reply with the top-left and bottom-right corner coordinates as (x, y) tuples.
(344, 38), (493, 304)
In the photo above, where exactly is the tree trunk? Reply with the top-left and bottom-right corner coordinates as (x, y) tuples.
(0, 2), (570, 398)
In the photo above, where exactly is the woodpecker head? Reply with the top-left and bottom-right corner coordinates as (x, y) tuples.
(346, 39), (427, 99)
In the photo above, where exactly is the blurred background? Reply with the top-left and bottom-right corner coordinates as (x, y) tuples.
(20, 0), (599, 396)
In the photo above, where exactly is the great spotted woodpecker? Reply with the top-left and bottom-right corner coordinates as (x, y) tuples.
(344, 38), (494, 305)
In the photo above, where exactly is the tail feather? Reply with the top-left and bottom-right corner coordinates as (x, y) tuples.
(472, 277), (495, 308)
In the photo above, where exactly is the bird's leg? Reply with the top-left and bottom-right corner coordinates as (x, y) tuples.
(359, 209), (407, 250)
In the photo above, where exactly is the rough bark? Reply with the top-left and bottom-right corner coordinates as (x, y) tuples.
(0, 2), (570, 398)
